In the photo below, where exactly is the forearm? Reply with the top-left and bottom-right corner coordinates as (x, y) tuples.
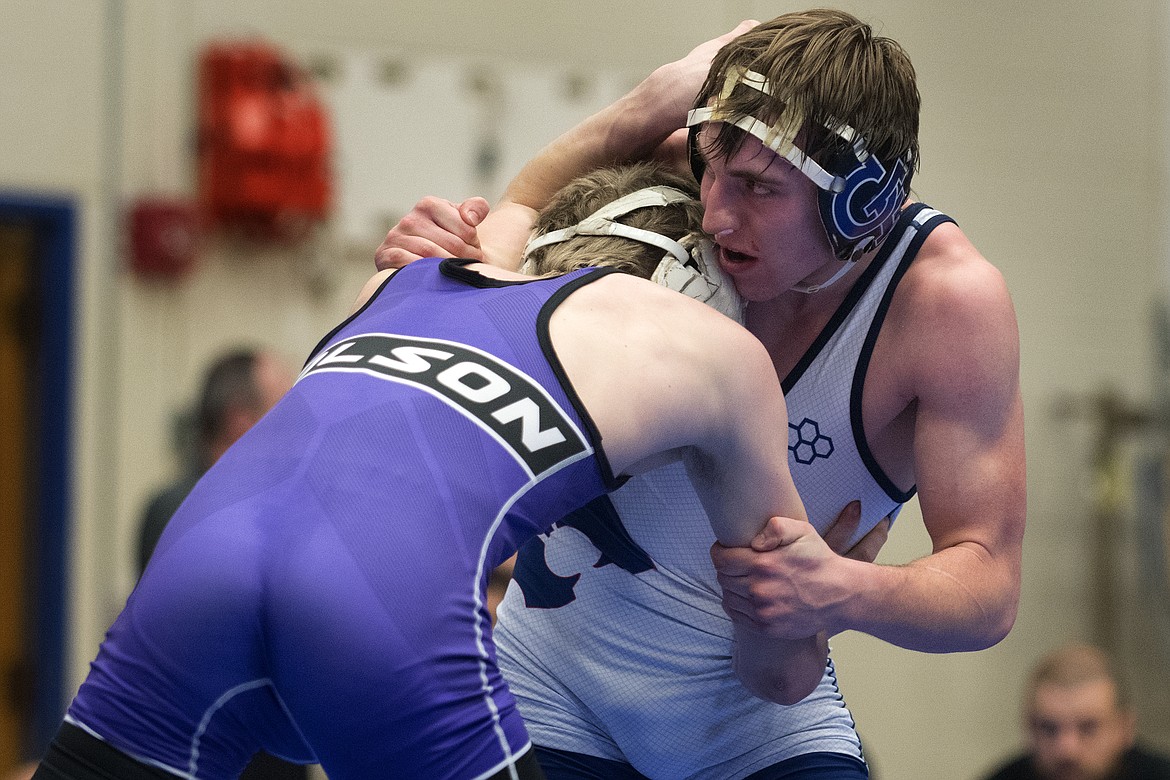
(733, 627), (828, 705)
(833, 543), (1020, 652)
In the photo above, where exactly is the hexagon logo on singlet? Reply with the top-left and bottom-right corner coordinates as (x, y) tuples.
(789, 417), (834, 465)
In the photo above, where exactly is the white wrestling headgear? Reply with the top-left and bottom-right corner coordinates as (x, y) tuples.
(523, 186), (745, 323)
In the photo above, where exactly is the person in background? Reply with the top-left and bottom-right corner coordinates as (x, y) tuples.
(981, 643), (1170, 780)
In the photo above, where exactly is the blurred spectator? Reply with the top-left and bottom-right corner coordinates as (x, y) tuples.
(981, 642), (1170, 780)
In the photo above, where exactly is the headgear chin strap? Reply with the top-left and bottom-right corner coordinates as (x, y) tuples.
(522, 186), (745, 323)
(687, 67), (913, 286)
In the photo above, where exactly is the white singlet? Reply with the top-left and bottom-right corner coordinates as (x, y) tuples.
(496, 205), (954, 779)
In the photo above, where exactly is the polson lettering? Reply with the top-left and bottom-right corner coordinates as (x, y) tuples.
(302, 333), (588, 477)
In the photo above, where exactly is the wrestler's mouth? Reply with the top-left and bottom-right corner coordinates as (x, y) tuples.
(718, 244), (756, 266)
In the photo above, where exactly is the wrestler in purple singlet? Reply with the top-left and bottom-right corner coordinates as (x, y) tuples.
(40, 258), (620, 780)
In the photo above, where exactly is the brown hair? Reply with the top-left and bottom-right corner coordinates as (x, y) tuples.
(526, 162), (705, 279)
(695, 9), (920, 173)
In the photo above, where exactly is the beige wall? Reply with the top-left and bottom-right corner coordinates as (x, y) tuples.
(3, 1), (1169, 778)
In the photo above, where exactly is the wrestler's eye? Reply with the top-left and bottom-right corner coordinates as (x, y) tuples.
(746, 179), (776, 197)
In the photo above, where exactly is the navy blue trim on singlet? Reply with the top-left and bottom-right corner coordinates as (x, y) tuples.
(779, 226), (901, 395)
(533, 743), (868, 780)
(822, 656), (867, 769)
(536, 266), (622, 492)
(849, 203), (956, 503)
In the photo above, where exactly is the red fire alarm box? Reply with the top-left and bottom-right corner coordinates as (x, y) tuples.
(128, 197), (200, 278)
(196, 40), (332, 241)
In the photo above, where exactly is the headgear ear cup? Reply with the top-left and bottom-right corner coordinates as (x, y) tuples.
(522, 187), (744, 323)
(819, 141), (913, 261)
(651, 237), (745, 324)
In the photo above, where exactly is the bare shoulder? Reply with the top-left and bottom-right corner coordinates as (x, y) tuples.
(552, 272), (775, 475)
(568, 272), (765, 368)
(892, 223), (1014, 332)
(349, 269), (397, 314)
(891, 221), (1020, 402)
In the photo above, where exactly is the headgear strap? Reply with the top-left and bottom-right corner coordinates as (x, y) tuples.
(522, 186), (745, 322)
(685, 67), (860, 194)
(523, 186), (694, 264)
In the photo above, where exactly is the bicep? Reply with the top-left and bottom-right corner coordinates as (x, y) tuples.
(914, 387), (1026, 555)
(911, 286), (1026, 563)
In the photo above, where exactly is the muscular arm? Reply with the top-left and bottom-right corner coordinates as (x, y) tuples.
(687, 333), (830, 702)
(843, 252), (1025, 650)
(501, 22), (754, 215)
(714, 234), (1026, 652)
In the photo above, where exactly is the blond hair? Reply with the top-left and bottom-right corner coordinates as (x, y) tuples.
(1028, 643), (1130, 711)
(526, 162), (704, 279)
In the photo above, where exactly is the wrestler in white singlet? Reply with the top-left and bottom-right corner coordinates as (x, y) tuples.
(497, 205), (954, 780)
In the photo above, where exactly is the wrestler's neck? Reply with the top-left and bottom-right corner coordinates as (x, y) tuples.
(755, 243), (877, 316)
(743, 247), (877, 373)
